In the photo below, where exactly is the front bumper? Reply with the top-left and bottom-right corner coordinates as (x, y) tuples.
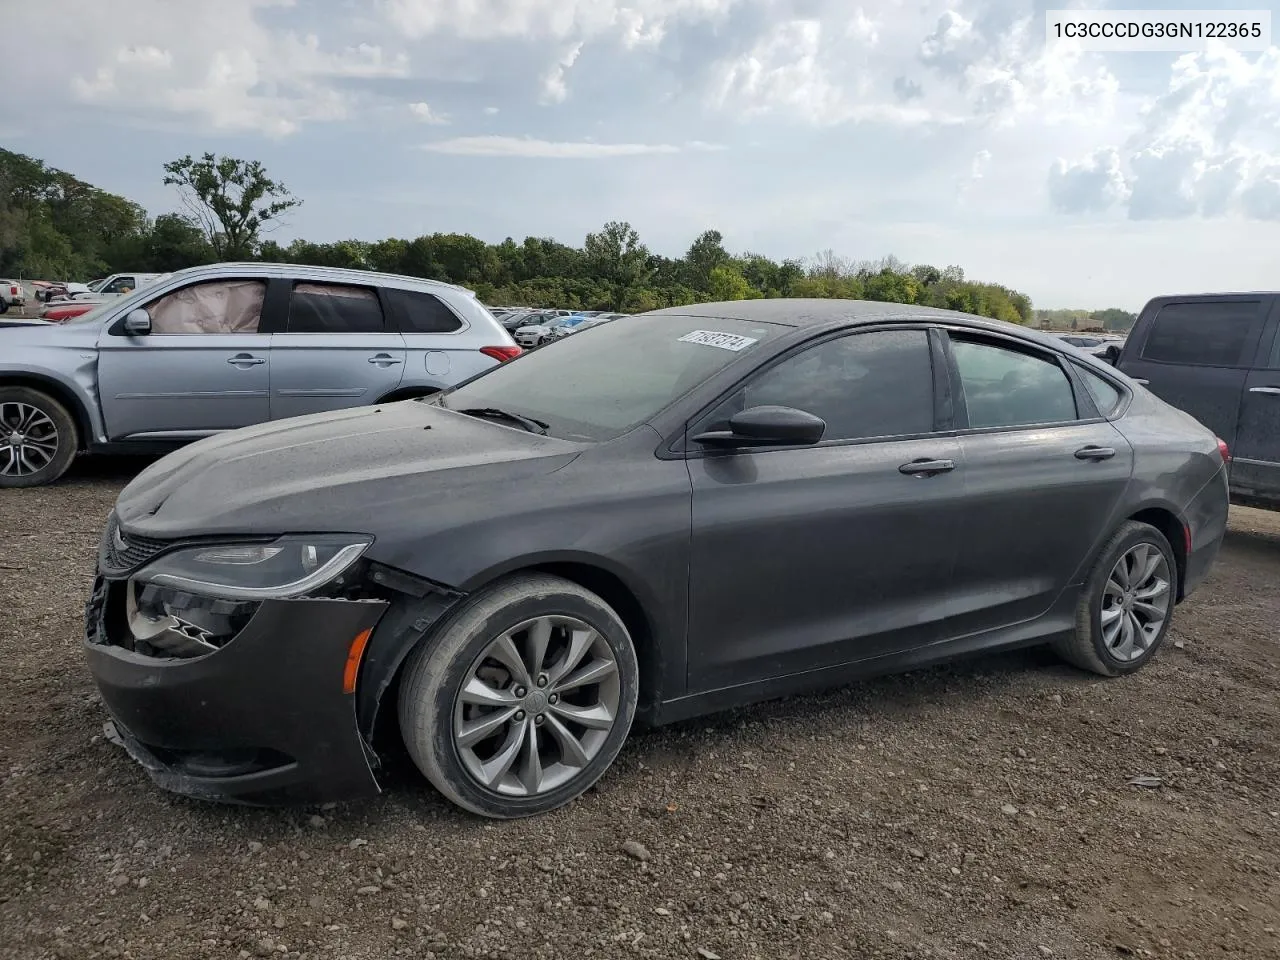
(84, 573), (389, 806)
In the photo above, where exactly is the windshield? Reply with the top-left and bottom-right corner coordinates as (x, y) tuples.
(438, 314), (786, 441)
(63, 299), (122, 325)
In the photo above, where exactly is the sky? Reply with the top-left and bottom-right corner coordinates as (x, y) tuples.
(2, 0), (1278, 310)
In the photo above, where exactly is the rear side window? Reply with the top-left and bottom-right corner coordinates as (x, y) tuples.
(382, 288), (464, 333)
(1074, 364), (1125, 416)
(1140, 301), (1260, 367)
(288, 282), (384, 333)
(951, 338), (1078, 428)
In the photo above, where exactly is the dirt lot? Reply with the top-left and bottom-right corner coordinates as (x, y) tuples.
(2, 461), (1278, 960)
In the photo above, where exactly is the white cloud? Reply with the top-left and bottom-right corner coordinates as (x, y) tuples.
(408, 101), (449, 124)
(971, 149), (992, 180)
(419, 136), (713, 157)
(540, 43), (584, 105)
(8, 0), (411, 137)
(1046, 45), (1280, 220)
(1048, 147), (1130, 214)
(384, 0), (739, 43)
(484, 106), (500, 115)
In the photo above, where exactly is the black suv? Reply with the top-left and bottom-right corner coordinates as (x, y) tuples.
(1111, 293), (1280, 510)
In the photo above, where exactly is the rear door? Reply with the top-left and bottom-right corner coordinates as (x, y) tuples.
(1234, 297), (1280, 503)
(1118, 297), (1269, 448)
(95, 277), (273, 440)
(270, 280), (407, 420)
(943, 330), (1135, 636)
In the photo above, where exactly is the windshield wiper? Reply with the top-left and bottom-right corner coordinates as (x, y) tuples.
(455, 407), (550, 435)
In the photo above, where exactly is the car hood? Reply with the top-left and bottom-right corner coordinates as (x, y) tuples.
(0, 317), (100, 342)
(114, 401), (583, 539)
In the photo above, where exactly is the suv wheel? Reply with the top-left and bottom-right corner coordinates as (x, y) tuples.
(1053, 520), (1177, 676)
(397, 573), (639, 818)
(0, 387), (78, 487)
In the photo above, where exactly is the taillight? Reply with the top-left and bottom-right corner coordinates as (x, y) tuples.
(480, 345), (522, 362)
(1216, 437), (1230, 462)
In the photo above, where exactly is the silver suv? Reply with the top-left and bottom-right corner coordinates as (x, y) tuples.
(0, 262), (520, 487)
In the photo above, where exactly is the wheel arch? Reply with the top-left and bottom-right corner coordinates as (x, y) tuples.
(361, 553), (669, 757)
(1126, 505), (1188, 601)
(0, 372), (93, 451)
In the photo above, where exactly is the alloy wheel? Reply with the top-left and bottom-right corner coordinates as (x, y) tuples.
(0, 402), (59, 478)
(453, 615), (621, 797)
(1101, 542), (1172, 662)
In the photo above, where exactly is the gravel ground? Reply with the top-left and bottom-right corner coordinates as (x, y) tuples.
(2, 458), (1279, 960)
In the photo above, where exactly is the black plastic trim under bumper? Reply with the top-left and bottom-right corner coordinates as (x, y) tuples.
(84, 588), (389, 806)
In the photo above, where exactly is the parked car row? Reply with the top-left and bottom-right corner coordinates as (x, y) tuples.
(0, 263), (520, 487)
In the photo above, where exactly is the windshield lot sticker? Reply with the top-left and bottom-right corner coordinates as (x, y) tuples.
(678, 330), (759, 351)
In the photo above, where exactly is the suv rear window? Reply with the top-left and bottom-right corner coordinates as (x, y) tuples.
(1141, 301), (1260, 367)
(382, 288), (464, 333)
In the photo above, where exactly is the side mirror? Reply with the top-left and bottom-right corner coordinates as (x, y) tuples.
(693, 405), (826, 448)
(123, 308), (152, 336)
(1100, 344), (1121, 365)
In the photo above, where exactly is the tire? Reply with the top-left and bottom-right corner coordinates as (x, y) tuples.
(0, 299), (8, 314)
(0, 387), (78, 488)
(1052, 520), (1177, 677)
(397, 573), (639, 818)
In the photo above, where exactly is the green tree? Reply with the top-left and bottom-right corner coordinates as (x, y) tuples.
(706, 264), (754, 301)
(163, 153), (301, 260)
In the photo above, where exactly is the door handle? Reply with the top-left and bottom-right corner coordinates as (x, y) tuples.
(1132, 378), (1150, 386)
(1075, 445), (1116, 461)
(227, 354), (265, 366)
(1248, 386), (1280, 395)
(899, 458), (955, 476)
(368, 354), (404, 366)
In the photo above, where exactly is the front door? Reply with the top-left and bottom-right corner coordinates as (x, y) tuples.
(686, 326), (964, 692)
(943, 332), (1135, 636)
(1234, 303), (1280, 504)
(96, 278), (272, 440)
(270, 280), (407, 421)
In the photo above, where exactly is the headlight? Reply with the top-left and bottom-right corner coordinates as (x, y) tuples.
(132, 534), (372, 601)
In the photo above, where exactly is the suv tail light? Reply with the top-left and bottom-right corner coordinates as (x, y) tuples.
(480, 345), (522, 363)
(1216, 437), (1230, 462)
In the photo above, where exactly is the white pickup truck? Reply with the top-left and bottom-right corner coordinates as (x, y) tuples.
(52, 273), (164, 302)
(0, 280), (24, 313)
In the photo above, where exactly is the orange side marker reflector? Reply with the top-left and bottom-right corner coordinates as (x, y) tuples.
(343, 628), (373, 694)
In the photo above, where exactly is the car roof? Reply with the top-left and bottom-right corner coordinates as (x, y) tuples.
(162, 262), (475, 297)
(641, 298), (1001, 328)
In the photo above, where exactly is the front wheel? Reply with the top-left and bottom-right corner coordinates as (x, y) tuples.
(1053, 520), (1177, 676)
(397, 573), (639, 818)
(0, 387), (78, 488)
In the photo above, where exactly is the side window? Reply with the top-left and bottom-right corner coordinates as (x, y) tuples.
(381, 287), (463, 333)
(707, 329), (935, 442)
(145, 279), (267, 335)
(287, 282), (384, 333)
(1074, 364), (1125, 417)
(1140, 301), (1260, 367)
(951, 338), (1077, 428)
(104, 276), (134, 294)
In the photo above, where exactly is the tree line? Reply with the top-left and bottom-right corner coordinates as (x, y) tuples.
(2, 147), (1051, 323)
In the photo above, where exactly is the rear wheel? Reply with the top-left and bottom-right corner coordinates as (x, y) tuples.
(397, 573), (639, 818)
(1053, 520), (1176, 676)
(0, 387), (78, 488)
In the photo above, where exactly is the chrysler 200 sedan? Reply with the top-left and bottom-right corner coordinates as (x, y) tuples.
(84, 300), (1230, 819)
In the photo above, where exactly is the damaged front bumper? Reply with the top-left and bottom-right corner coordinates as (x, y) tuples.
(84, 574), (390, 806)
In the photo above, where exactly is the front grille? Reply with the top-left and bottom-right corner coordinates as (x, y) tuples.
(102, 513), (171, 572)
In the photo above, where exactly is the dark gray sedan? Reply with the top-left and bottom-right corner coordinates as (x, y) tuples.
(84, 300), (1229, 818)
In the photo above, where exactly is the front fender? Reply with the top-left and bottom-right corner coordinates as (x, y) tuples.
(0, 355), (106, 445)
